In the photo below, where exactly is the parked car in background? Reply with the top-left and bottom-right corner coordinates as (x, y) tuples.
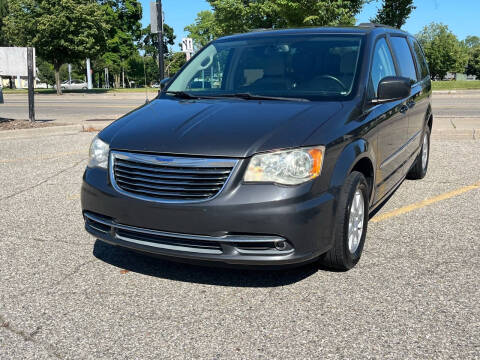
(82, 24), (432, 270)
(54, 80), (88, 90)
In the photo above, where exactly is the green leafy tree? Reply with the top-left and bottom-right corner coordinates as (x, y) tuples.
(185, 10), (219, 50)
(140, 23), (176, 58)
(463, 35), (480, 49)
(165, 52), (187, 77)
(36, 58), (55, 87)
(187, 0), (366, 42)
(4, 0), (108, 94)
(463, 36), (480, 78)
(371, 0), (415, 28)
(466, 46), (480, 78)
(0, 0), (8, 45)
(99, 0), (143, 87)
(416, 23), (469, 80)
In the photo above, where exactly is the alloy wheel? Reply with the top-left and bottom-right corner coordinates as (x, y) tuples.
(348, 189), (365, 254)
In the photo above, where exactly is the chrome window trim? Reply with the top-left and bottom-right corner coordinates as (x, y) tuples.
(109, 150), (239, 204)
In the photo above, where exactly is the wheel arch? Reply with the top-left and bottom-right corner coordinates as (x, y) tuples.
(329, 139), (376, 205)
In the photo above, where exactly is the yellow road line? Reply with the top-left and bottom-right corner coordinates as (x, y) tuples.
(67, 194), (81, 201)
(0, 149), (87, 164)
(63, 181), (480, 220)
(371, 181), (480, 223)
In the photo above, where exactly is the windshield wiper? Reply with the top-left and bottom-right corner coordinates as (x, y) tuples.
(215, 93), (310, 102)
(166, 91), (309, 102)
(165, 91), (202, 99)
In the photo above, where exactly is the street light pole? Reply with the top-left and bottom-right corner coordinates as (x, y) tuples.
(156, 0), (164, 82)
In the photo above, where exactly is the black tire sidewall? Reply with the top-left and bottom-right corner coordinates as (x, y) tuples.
(342, 175), (369, 268)
(421, 126), (431, 177)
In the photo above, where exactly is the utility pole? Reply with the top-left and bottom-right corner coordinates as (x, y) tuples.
(27, 47), (35, 122)
(156, 0), (164, 81)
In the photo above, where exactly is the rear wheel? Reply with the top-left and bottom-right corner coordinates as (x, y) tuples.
(320, 171), (369, 271)
(407, 126), (430, 180)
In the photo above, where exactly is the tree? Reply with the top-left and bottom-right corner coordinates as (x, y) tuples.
(186, 0), (366, 44)
(185, 11), (218, 50)
(4, 0), (108, 94)
(416, 23), (469, 80)
(140, 23), (176, 59)
(463, 36), (480, 78)
(99, 0), (143, 88)
(0, 0), (9, 46)
(165, 52), (187, 77)
(463, 36), (480, 49)
(466, 46), (480, 78)
(371, 0), (415, 28)
(36, 58), (56, 87)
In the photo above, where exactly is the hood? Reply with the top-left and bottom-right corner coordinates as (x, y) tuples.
(102, 98), (342, 158)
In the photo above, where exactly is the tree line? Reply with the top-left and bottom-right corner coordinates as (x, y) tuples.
(0, 0), (186, 94)
(184, 0), (479, 81)
(1, 0), (478, 95)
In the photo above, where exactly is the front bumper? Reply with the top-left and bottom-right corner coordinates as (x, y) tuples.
(81, 166), (337, 266)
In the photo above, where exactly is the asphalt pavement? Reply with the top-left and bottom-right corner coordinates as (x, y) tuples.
(0, 129), (479, 358)
(1, 89), (479, 121)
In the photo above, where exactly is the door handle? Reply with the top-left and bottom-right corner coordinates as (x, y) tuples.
(399, 105), (409, 114)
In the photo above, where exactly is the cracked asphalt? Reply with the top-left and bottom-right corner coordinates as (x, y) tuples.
(0, 131), (479, 359)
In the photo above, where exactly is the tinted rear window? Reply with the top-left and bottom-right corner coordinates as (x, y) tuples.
(390, 36), (417, 83)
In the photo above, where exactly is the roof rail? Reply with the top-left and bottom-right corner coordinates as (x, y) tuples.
(358, 22), (398, 30)
(248, 28), (274, 33)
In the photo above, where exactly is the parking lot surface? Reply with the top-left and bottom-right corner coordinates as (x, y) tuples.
(0, 129), (479, 359)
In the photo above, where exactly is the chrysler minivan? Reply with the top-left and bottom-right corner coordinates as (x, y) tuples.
(82, 24), (432, 270)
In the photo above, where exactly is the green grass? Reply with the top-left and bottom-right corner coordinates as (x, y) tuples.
(2, 87), (158, 94)
(431, 80), (480, 90)
(4, 81), (480, 93)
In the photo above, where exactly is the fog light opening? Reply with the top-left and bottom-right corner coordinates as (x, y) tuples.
(274, 240), (287, 251)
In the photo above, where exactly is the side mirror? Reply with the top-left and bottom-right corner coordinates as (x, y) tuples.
(160, 77), (170, 90)
(374, 76), (411, 103)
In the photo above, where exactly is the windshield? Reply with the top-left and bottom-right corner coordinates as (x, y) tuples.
(166, 34), (364, 101)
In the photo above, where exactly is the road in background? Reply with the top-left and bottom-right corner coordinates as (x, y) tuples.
(0, 92), (157, 122)
(0, 130), (479, 359)
(1, 91), (480, 125)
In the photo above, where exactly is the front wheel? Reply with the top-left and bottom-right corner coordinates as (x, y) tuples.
(320, 171), (369, 271)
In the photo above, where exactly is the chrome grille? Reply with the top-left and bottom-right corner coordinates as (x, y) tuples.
(110, 151), (237, 202)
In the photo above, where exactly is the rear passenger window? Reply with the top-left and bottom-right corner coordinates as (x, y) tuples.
(390, 36), (417, 83)
(370, 38), (396, 98)
(410, 38), (429, 80)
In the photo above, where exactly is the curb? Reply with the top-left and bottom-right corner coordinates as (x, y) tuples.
(0, 123), (110, 140)
(1, 122), (477, 140)
(432, 90), (480, 94)
(431, 128), (479, 140)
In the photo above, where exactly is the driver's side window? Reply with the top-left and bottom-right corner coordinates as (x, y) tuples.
(370, 38), (396, 98)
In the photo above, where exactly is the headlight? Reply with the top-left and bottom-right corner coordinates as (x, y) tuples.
(244, 146), (325, 185)
(88, 136), (110, 168)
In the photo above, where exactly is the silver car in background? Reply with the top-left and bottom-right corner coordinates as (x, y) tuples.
(55, 80), (88, 90)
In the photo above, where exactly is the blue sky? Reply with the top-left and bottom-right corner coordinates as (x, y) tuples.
(139, 0), (479, 49)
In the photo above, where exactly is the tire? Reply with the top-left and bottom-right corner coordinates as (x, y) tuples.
(82, 87), (87, 90)
(407, 126), (430, 180)
(320, 171), (369, 271)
